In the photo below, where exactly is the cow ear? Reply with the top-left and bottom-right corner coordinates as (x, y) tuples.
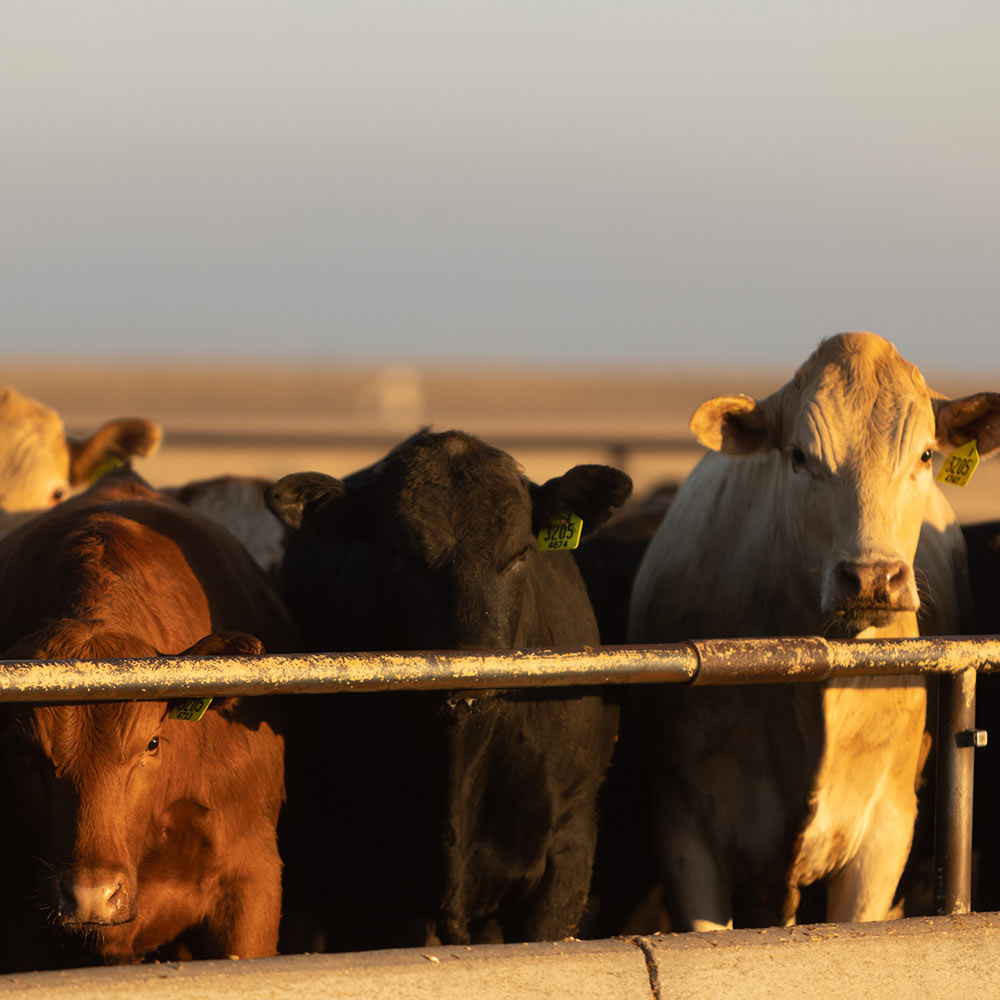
(265, 472), (360, 542)
(68, 418), (162, 485)
(531, 465), (632, 537)
(933, 393), (1000, 458)
(180, 631), (266, 657)
(169, 632), (264, 716)
(690, 394), (771, 455)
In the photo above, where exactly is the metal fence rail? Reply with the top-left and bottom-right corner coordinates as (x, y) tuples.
(1, 636), (998, 701)
(2, 634), (997, 918)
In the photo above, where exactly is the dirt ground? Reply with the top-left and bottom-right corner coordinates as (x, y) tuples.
(6, 360), (1000, 523)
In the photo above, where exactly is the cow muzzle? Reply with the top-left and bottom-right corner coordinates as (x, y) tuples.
(826, 559), (918, 633)
(57, 868), (136, 926)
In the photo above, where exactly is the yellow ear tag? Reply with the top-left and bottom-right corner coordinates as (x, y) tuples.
(168, 697), (213, 722)
(89, 455), (125, 484)
(536, 512), (583, 552)
(937, 439), (980, 487)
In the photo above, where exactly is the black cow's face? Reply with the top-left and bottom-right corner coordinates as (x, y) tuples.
(267, 430), (632, 649)
(371, 442), (535, 648)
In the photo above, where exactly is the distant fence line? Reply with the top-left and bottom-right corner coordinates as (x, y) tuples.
(160, 428), (701, 472)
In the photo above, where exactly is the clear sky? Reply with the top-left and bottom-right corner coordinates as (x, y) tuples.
(2, 1), (998, 369)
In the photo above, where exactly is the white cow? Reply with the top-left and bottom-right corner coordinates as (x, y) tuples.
(163, 476), (290, 582)
(0, 387), (161, 535)
(628, 332), (999, 930)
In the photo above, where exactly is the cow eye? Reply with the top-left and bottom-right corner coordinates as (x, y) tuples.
(146, 736), (160, 753)
(50, 488), (65, 504)
(920, 449), (933, 464)
(790, 448), (808, 470)
(502, 546), (531, 573)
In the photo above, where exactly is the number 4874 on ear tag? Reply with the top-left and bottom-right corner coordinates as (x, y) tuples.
(537, 512), (584, 551)
(937, 439), (980, 487)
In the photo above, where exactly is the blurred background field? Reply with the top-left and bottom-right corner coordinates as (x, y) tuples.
(6, 361), (999, 524)
(5, 5), (1000, 522)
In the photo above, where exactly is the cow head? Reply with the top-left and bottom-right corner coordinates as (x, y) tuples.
(688, 332), (1000, 636)
(266, 429), (632, 649)
(4, 700), (174, 932)
(0, 632), (266, 958)
(0, 388), (161, 517)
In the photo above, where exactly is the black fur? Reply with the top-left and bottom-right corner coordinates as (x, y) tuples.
(270, 429), (631, 949)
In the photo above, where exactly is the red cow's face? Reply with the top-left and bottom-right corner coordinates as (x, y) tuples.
(4, 701), (171, 931)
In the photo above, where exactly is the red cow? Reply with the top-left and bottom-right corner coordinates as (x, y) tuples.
(0, 468), (299, 968)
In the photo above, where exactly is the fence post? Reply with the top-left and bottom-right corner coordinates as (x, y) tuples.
(934, 667), (980, 914)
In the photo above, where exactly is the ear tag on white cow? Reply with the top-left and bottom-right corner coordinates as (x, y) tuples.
(937, 439), (980, 487)
(89, 455), (125, 484)
(537, 512), (583, 551)
(169, 697), (213, 722)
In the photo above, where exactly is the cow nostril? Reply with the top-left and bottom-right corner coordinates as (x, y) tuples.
(57, 879), (75, 918)
(835, 562), (862, 597)
(885, 561), (910, 596)
(105, 881), (123, 910)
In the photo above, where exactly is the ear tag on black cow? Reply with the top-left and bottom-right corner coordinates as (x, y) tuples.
(89, 455), (125, 484)
(937, 439), (979, 487)
(537, 512), (583, 552)
(169, 697), (213, 722)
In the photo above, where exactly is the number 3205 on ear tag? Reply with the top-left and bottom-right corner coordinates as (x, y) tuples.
(169, 697), (213, 722)
(937, 439), (979, 487)
(537, 512), (583, 551)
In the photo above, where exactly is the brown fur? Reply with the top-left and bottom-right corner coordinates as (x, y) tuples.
(0, 469), (299, 969)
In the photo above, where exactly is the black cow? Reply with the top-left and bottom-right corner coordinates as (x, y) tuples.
(267, 429), (631, 949)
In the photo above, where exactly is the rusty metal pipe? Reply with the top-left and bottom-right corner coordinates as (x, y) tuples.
(0, 645), (700, 703)
(0, 637), (998, 703)
(689, 636), (1000, 685)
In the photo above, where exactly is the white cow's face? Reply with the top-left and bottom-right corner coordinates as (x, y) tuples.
(0, 388), (162, 526)
(0, 391), (73, 513)
(780, 352), (937, 633)
(690, 332), (1000, 636)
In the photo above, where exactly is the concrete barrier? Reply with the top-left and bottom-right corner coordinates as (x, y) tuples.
(0, 940), (653, 1000)
(4, 915), (1000, 999)
(644, 914), (1000, 998)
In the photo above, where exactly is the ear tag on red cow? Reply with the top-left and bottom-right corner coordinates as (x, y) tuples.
(89, 455), (125, 484)
(537, 512), (583, 551)
(937, 439), (979, 487)
(169, 697), (213, 722)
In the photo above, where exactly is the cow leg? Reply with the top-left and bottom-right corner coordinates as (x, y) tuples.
(504, 804), (600, 942)
(821, 678), (926, 924)
(206, 844), (283, 959)
(653, 791), (732, 932)
(825, 790), (918, 923)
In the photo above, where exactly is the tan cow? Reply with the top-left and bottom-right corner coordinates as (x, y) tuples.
(628, 332), (1000, 930)
(0, 387), (161, 534)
